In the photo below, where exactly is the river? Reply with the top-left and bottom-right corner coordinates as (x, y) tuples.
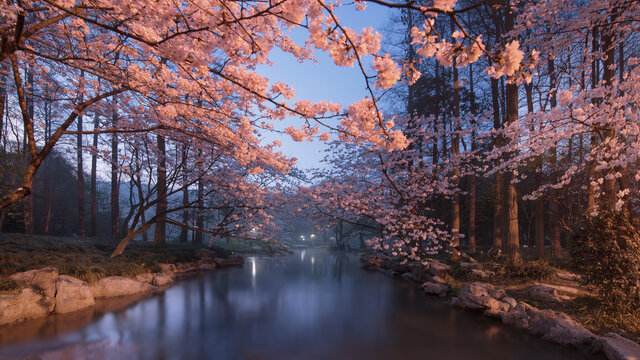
(0, 249), (594, 359)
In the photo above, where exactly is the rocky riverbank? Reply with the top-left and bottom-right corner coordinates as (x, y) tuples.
(361, 254), (640, 360)
(0, 249), (243, 327)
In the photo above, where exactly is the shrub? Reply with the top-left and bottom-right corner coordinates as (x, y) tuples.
(569, 209), (640, 308)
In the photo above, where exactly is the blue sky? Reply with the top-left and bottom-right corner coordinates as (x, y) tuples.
(257, 4), (392, 172)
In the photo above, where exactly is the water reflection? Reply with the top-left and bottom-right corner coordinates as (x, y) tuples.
(0, 249), (594, 360)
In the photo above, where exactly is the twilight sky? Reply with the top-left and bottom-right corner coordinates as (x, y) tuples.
(257, 4), (392, 172)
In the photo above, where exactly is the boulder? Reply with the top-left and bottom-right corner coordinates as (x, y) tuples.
(502, 296), (518, 308)
(152, 274), (173, 287)
(400, 272), (414, 281)
(470, 268), (493, 279)
(90, 276), (156, 298)
(361, 255), (389, 270)
(214, 255), (244, 268)
(557, 271), (581, 282)
(135, 273), (154, 284)
(431, 275), (447, 284)
(539, 311), (596, 349)
(199, 263), (216, 271)
(159, 263), (177, 275)
(459, 262), (481, 270)
(526, 284), (572, 304)
(410, 265), (429, 282)
(55, 275), (95, 313)
(428, 261), (452, 276)
(0, 288), (53, 325)
(501, 301), (596, 349)
(483, 300), (512, 318)
(596, 333), (640, 360)
(10, 267), (59, 298)
(390, 262), (412, 274)
(501, 302), (536, 330)
(454, 282), (504, 311)
(422, 282), (449, 296)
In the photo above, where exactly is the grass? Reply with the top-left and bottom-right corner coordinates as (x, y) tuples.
(0, 233), (232, 286)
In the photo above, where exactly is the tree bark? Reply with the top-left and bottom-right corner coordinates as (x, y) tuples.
(179, 145), (189, 243)
(76, 72), (85, 237)
(548, 58), (562, 258)
(111, 95), (120, 240)
(491, 77), (504, 253)
(154, 135), (167, 247)
(91, 111), (98, 237)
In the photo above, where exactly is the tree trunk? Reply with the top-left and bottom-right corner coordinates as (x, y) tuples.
(601, 17), (617, 207)
(179, 146), (189, 243)
(76, 71), (85, 237)
(526, 83), (545, 259)
(111, 95), (120, 239)
(91, 111), (98, 237)
(468, 64), (477, 253)
(505, 82), (520, 262)
(449, 19), (461, 260)
(154, 135), (167, 247)
(23, 66), (34, 235)
(194, 149), (204, 245)
(548, 58), (562, 258)
(491, 77), (504, 253)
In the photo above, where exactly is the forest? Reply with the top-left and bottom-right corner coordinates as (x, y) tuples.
(1, 0), (640, 356)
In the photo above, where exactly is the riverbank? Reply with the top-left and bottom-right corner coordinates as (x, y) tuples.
(361, 254), (640, 360)
(0, 234), (247, 327)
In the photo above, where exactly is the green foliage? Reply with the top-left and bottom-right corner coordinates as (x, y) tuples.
(569, 209), (640, 309)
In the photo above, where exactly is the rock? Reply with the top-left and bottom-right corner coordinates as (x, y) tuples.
(90, 276), (156, 298)
(159, 263), (176, 274)
(55, 275), (95, 313)
(0, 288), (53, 325)
(460, 262), (481, 270)
(596, 332), (640, 360)
(10, 267), (59, 298)
(527, 284), (572, 304)
(9, 269), (38, 282)
(431, 275), (447, 284)
(501, 302), (536, 330)
(390, 262), (412, 274)
(199, 263), (216, 271)
(172, 262), (200, 273)
(422, 282), (448, 296)
(152, 274), (173, 287)
(502, 296), (518, 308)
(539, 311), (596, 349)
(557, 271), (581, 282)
(483, 300), (512, 318)
(214, 255), (244, 268)
(135, 273), (154, 284)
(361, 255), (388, 270)
(486, 286), (506, 300)
(400, 272), (413, 281)
(501, 301), (596, 349)
(428, 261), (452, 276)
(470, 268), (493, 279)
(410, 265), (429, 282)
(454, 282), (503, 311)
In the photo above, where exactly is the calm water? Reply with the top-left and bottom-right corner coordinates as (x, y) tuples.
(0, 249), (593, 360)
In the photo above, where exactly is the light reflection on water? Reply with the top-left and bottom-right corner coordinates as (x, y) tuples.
(0, 249), (594, 360)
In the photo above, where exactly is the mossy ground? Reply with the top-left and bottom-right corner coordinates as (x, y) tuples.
(0, 233), (235, 288)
